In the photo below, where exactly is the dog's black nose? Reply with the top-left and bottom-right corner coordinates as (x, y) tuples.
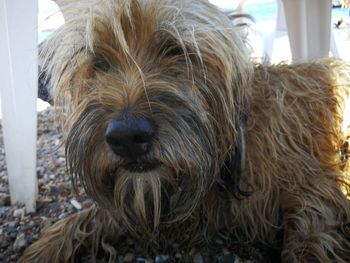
(105, 117), (156, 159)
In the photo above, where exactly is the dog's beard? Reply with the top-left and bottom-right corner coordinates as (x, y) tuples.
(65, 102), (218, 237)
(113, 167), (176, 235)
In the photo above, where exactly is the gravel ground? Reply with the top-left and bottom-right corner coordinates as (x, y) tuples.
(0, 107), (273, 262)
(0, 108), (91, 262)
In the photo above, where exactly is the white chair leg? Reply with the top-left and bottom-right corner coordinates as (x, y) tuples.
(281, 0), (332, 61)
(0, 0), (38, 212)
(281, 0), (308, 61)
(330, 28), (340, 58)
(276, 0), (287, 31)
(305, 0), (332, 60)
(263, 0), (287, 61)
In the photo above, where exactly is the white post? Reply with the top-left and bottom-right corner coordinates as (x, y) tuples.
(0, 0), (38, 212)
(330, 28), (340, 58)
(305, 0), (332, 60)
(281, 0), (332, 61)
(276, 0), (287, 31)
(281, 0), (308, 61)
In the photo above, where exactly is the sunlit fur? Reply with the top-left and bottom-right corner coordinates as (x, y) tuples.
(21, 0), (350, 262)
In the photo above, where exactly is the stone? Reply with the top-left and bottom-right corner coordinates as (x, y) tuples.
(50, 186), (61, 196)
(0, 237), (9, 249)
(217, 252), (237, 263)
(155, 255), (170, 263)
(136, 256), (151, 263)
(13, 208), (25, 218)
(70, 199), (82, 210)
(0, 186), (8, 193)
(123, 253), (134, 262)
(0, 206), (8, 215)
(7, 225), (17, 234)
(13, 233), (26, 251)
(0, 194), (10, 206)
(26, 234), (36, 244)
(193, 253), (204, 263)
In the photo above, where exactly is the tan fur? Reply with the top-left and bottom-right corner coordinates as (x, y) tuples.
(21, 0), (350, 262)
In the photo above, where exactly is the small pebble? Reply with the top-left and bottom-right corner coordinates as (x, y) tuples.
(0, 237), (9, 249)
(59, 212), (68, 219)
(214, 238), (224, 245)
(8, 221), (17, 228)
(193, 253), (204, 263)
(49, 202), (61, 212)
(0, 186), (7, 193)
(7, 225), (17, 234)
(43, 174), (50, 181)
(181, 255), (192, 262)
(189, 248), (197, 256)
(123, 253), (134, 262)
(50, 186), (61, 196)
(0, 194), (10, 206)
(136, 256), (151, 263)
(13, 233), (26, 251)
(26, 234), (36, 244)
(70, 199), (82, 210)
(155, 255), (170, 263)
(58, 157), (65, 163)
(9, 232), (17, 240)
(175, 253), (182, 259)
(36, 167), (45, 178)
(0, 206), (8, 215)
(13, 208), (25, 218)
(217, 252), (237, 263)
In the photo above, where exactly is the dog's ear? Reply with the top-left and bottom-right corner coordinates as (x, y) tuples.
(38, 42), (54, 105)
(216, 118), (253, 199)
(38, 64), (53, 105)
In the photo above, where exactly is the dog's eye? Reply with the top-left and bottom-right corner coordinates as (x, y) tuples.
(92, 56), (111, 72)
(161, 40), (184, 58)
(165, 45), (183, 57)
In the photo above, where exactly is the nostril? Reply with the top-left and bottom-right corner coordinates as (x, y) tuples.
(133, 134), (151, 144)
(106, 136), (121, 147)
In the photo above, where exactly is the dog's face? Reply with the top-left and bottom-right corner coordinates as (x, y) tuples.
(43, 0), (253, 235)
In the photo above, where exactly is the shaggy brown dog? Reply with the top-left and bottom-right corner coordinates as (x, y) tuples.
(20, 0), (350, 262)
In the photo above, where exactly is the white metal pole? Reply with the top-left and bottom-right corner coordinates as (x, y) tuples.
(305, 0), (332, 60)
(276, 0), (287, 31)
(282, 0), (308, 61)
(0, 0), (38, 212)
(282, 0), (332, 61)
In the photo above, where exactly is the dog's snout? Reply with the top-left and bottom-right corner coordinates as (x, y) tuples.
(105, 116), (156, 159)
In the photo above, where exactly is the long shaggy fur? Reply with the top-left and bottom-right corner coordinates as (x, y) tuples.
(21, 0), (350, 262)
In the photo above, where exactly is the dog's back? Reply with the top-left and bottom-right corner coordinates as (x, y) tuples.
(238, 59), (350, 261)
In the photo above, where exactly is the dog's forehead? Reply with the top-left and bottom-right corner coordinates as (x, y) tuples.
(61, 0), (233, 50)
(41, 0), (252, 102)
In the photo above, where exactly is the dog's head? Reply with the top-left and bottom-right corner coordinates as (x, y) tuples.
(42, 0), (253, 235)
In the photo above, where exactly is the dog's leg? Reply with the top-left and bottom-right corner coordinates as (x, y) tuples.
(280, 179), (350, 263)
(19, 205), (122, 263)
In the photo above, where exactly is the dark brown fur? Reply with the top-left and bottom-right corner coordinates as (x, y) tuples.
(21, 0), (350, 262)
